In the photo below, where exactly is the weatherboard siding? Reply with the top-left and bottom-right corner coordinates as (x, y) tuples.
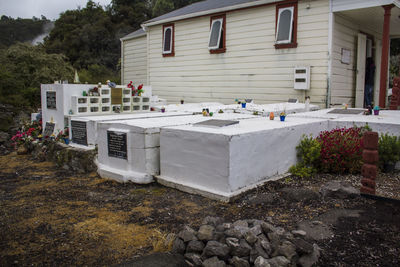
(147, 0), (330, 107)
(122, 35), (147, 85)
(330, 13), (382, 106)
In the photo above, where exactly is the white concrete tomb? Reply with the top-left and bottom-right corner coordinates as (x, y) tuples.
(158, 116), (328, 201)
(97, 113), (257, 184)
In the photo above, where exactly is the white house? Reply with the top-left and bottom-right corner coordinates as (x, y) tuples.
(121, 0), (400, 108)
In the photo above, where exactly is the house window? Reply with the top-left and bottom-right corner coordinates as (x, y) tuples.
(209, 14), (226, 53)
(275, 2), (297, 49)
(163, 24), (174, 56)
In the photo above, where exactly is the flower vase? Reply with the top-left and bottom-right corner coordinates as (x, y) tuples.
(63, 138), (69, 145)
(280, 115), (286, 121)
(374, 110), (379, 115)
(241, 102), (246, 108)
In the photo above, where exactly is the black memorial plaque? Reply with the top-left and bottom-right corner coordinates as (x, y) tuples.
(107, 131), (127, 159)
(71, 120), (88, 146)
(43, 122), (55, 137)
(46, 91), (56, 109)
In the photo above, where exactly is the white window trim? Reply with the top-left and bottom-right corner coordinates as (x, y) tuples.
(163, 26), (173, 54)
(208, 18), (223, 50)
(275, 6), (294, 44)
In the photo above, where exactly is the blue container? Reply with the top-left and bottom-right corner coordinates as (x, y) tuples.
(280, 115), (286, 121)
(241, 102), (246, 108)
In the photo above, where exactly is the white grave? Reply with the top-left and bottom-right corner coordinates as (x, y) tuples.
(97, 113), (257, 184)
(158, 117), (328, 201)
(41, 83), (152, 134)
(68, 111), (189, 147)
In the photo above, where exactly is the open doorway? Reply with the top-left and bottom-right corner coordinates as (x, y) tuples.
(355, 33), (376, 108)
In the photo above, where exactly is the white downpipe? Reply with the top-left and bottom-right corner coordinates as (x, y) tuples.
(327, 2), (334, 108)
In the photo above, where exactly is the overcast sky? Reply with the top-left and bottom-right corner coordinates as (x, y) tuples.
(0, 0), (112, 20)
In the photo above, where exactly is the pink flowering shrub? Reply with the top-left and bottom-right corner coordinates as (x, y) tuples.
(317, 127), (368, 174)
(11, 120), (42, 148)
(290, 126), (370, 177)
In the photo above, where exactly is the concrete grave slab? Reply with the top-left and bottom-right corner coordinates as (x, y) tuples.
(158, 117), (328, 201)
(97, 113), (257, 184)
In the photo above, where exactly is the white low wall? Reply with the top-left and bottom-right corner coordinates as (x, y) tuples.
(97, 113), (257, 184)
(158, 117), (328, 200)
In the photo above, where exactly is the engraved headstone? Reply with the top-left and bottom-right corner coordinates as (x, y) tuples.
(71, 120), (88, 146)
(107, 131), (127, 159)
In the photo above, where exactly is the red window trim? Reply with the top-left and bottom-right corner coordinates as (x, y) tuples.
(162, 23), (175, 57)
(274, 1), (298, 49)
(209, 14), (226, 54)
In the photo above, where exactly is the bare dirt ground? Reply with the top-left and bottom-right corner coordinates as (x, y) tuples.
(0, 153), (399, 266)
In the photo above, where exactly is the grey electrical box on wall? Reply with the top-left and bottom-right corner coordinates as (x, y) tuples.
(294, 66), (310, 90)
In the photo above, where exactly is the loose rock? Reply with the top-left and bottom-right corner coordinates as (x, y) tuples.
(281, 187), (320, 202)
(202, 241), (230, 259)
(230, 256), (250, 267)
(254, 256), (271, 267)
(202, 256), (226, 267)
(320, 180), (359, 199)
(184, 253), (203, 266)
(267, 256), (290, 267)
(198, 225), (215, 241)
(172, 238), (186, 254)
(187, 240), (205, 253)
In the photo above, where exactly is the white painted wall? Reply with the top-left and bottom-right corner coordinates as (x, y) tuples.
(330, 13), (382, 106)
(146, 0), (330, 107)
(122, 36), (148, 85)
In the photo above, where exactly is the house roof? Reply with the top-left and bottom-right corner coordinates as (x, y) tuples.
(142, 0), (279, 27)
(120, 28), (146, 41)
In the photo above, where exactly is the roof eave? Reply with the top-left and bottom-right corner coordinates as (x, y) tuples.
(142, 0), (279, 27)
(120, 32), (147, 42)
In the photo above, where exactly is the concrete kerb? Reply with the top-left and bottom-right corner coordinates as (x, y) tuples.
(156, 173), (290, 202)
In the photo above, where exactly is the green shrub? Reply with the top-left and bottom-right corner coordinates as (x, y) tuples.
(378, 133), (400, 169)
(289, 135), (321, 178)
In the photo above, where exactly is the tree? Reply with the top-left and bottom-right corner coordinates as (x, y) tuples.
(44, 1), (119, 70)
(0, 43), (74, 107)
(0, 16), (49, 48)
(151, 0), (202, 17)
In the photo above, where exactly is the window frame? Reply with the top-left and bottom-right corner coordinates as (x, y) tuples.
(208, 14), (226, 54)
(162, 23), (174, 57)
(275, 1), (298, 49)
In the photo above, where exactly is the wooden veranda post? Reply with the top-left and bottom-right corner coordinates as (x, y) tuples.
(379, 5), (394, 108)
